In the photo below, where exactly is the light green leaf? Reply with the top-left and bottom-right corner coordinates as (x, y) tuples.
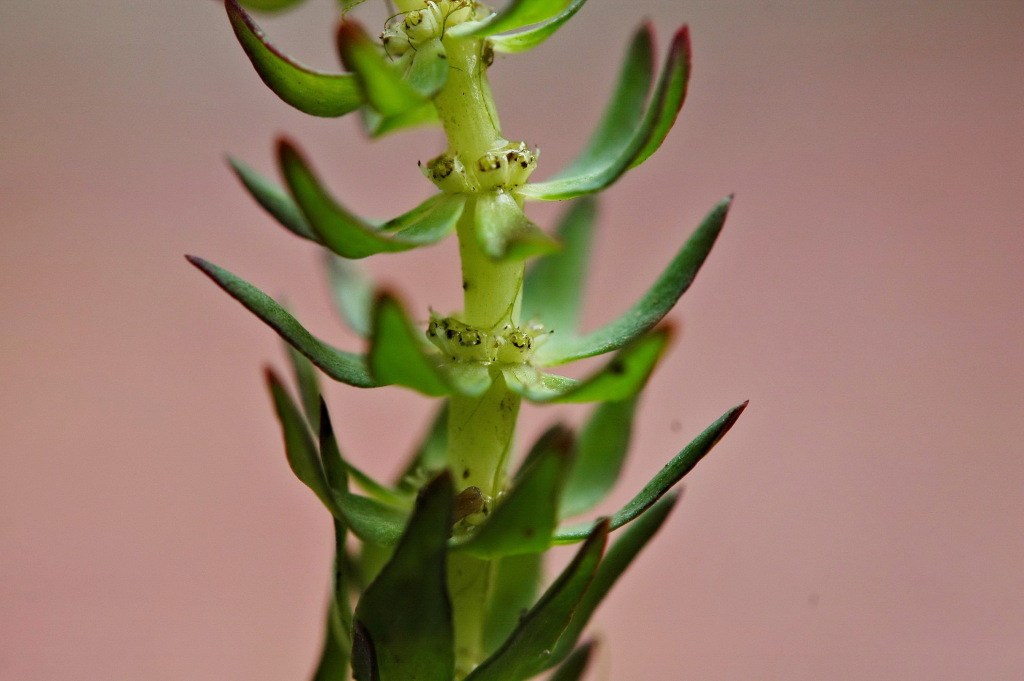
(239, 0), (306, 12)
(483, 553), (543, 656)
(336, 492), (408, 547)
(454, 0), (572, 38)
(187, 256), (377, 388)
(475, 193), (560, 261)
(553, 401), (748, 543)
(465, 521), (608, 681)
(368, 293), (451, 396)
(538, 197), (731, 364)
(456, 425), (573, 558)
(225, 0), (362, 117)
(548, 495), (678, 668)
(548, 641), (596, 681)
(560, 395), (639, 519)
(489, 0), (589, 54)
(405, 38), (449, 97)
(522, 196), (597, 334)
(354, 474), (456, 681)
(325, 254), (374, 338)
(279, 139), (463, 258)
(227, 156), (315, 241)
(285, 343), (321, 431)
(519, 25), (691, 200)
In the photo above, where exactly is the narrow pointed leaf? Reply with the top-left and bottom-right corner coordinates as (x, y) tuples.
(519, 25), (690, 200)
(285, 343), (321, 431)
(336, 492), (408, 547)
(484, 552), (543, 656)
(560, 395), (639, 518)
(548, 641), (596, 681)
(539, 196), (732, 364)
(325, 254), (374, 338)
(369, 293), (451, 396)
(396, 401), (450, 492)
(465, 521), (608, 681)
(226, 0), (362, 117)
(455, 0), (573, 38)
(240, 0), (306, 12)
(456, 425), (573, 558)
(489, 0), (589, 54)
(512, 329), (669, 404)
(354, 473), (456, 681)
(554, 401), (747, 543)
(227, 156), (315, 241)
(188, 256), (376, 388)
(279, 140), (462, 258)
(548, 495), (678, 667)
(311, 604), (351, 681)
(475, 192), (560, 260)
(522, 196), (597, 334)
(266, 369), (339, 514)
(314, 520), (353, 681)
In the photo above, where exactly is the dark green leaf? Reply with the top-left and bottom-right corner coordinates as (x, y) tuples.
(465, 521), (608, 681)
(279, 139), (463, 258)
(538, 196), (731, 364)
(325, 254), (374, 338)
(312, 602), (351, 681)
(521, 197), (596, 334)
(549, 495), (678, 667)
(226, 0), (362, 117)
(314, 520), (354, 681)
(456, 425), (573, 558)
(266, 369), (339, 514)
(187, 256), (377, 388)
(475, 193), (560, 261)
(285, 343), (321, 431)
(489, 0), (590, 54)
(519, 25), (690, 200)
(554, 401), (747, 543)
(455, 0), (572, 38)
(560, 395), (639, 518)
(355, 473), (456, 681)
(369, 293), (451, 396)
(483, 553), (543, 656)
(239, 0), (306, 13)
(548, 641), (596, 681)
(227, 156), (315, 241)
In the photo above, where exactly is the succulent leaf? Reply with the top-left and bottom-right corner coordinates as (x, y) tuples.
(539, 196), (732, 364)
(325, 254), (375, 338)
(227, 156), (315, 241)
(455, 425), (573, 558)
(311, 602), (352, 681)
(279, 139), (463, 258)
(464, 521), (608, 681)
(226, 0), (362, 117)
(474, 193), (561, 261)
(238, 0), (307, 13)
(354, 473), (456, 681)
(285, 343), (322, 431)
(188, 256), (377, 387)
(483, 553), (543, 657)
(369, 293), (452, 396)
(336, 492), (409, 547)
(559, 394), (639, 519)
(488, 0), (590, 54)
(548, 641), (596, 681)
(553, 401), (748, 543)
(454, 0), (574, 38)
(521, 196), (596, 335)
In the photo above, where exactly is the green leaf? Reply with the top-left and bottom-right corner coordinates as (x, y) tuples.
(336, 19), (437, 135)
(538, 197), (731, 364)
(239, 0), (306, 13)
(519, 25), (690, 200)
(405, 38), (449, 97)
(314, 520), (354, 681)
(336, 492), (408, 547)
(354, 473), (456, 681)
(560, 395), (639, 519)
(483, 552), (543, 656)
(465, 521), (608, 681)
(489, 0), (590, 54)
(553, 401), (748, 543)
(396, 401), (450, 493)
(549, 495), (678, 668)
(368, 293), (451, 397)
(510, 329), (669, 404)
(279, 139), (463, 258)
(227, 156), (315, 241)
(225, 0), (362, 117)
(311, 602), (351, 681)
(325, 254), (374, 338)
(285, 343), (321, 431)
(266, 369), (339, 514)
(187, 256), (377, 388)
(454, 0), (573, 38)
(522, 196), (597, 334)
(456, 425), (573, 558)
(475, 193), (560, 261)
(548, 641), (596, 681)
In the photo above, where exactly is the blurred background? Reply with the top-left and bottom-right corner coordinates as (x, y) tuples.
(2, 1), (1022, 679)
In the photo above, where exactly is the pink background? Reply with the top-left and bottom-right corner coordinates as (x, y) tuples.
(2, 1), (1022, 679)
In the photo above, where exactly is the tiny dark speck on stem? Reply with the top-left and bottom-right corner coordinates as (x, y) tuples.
(463, 468), (471, 479)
